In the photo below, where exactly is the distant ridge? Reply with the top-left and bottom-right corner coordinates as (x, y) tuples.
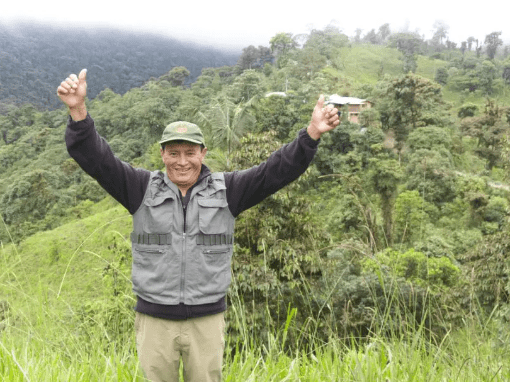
(0, 22), (239, 110)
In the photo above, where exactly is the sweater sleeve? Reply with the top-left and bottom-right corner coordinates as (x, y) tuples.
(65, 114), (150, 215)
(224, 128), (319, 217)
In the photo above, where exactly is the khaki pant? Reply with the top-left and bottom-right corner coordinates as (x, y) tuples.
(135, 312), (225, 382)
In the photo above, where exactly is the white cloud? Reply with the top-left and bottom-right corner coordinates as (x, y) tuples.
(1, 0), (507, 50)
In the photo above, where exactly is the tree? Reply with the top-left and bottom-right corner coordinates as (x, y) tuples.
(405, 148), (456, 205)
(227, 130), (329, 346)
(393, 190), (434, 244)
(257, 46), (273, 66)
(197, 96), (256, 170)
(228, 69), (266, 103)
(191, 68), (222, 97)
(407, 125), (452, 152)
(389, 32), (423, 55)
(353, 28), (363, 43)
(269, 33), (298, 68)
(376, 73), (445, 156)
(477, 60), (497, 95)
(435, 67), (449, 85)
(503, 64), (510, 85)
(458, 103), (478, 119)
(431, 20), (450, 48)
(485, 31), (503, 60)
(388, 32), (423, 73)
(460, 41), (467, 55)
(303, 26), (348, 59)
(458, 230), (510, 314)
(236, 45), (273, 71)
(460, 99), (510, 170)
(296, 46), (327, 78)
(467, 37), (476, 51)
(236, 45), (260, 70)
(254, 95), (300, 141)
(378, 23), (391, 43)
(363, 29), (378, 44)
(160, 66), (190, 87)
(0, 169), (65, 240)
(445, 40), (457, 50)
(123, 94), (178, 147)
(368, 156), (403, 246)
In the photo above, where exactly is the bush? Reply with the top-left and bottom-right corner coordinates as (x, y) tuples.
(315, 245), (458, 340)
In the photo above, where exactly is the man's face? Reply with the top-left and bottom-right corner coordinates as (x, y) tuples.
(160, 141), (207, 193)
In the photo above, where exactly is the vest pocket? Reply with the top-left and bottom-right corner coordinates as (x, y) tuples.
(143, 194), (175, 233)
(197, 198), (230, 234)
(193, 247), (232, 297)
(132, 245), (180, 297)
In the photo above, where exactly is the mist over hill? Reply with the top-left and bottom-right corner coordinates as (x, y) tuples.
(0, 22), (239, 111)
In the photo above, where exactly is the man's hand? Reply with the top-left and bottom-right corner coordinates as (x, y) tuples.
(307, 95), (340, 140)
(57, 69), (88, 121)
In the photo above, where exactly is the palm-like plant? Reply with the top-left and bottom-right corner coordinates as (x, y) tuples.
(198, 95), (257, 171)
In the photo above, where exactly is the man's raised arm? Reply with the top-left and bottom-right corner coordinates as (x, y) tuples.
(58, 69), (149, 214)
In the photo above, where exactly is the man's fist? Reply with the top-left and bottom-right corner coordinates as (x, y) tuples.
(307, 95), (340, 140)
(57, 69), (88, 120)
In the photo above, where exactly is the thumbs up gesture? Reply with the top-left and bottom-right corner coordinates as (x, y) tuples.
(57, 69), (88, 120)
(307, 95), (340, 140)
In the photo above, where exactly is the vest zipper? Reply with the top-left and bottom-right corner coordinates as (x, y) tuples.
(180, 200), (187, 303)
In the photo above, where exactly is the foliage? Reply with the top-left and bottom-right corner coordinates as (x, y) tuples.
(227, 131), (329, 347)
(460, 99), (510, 169)
(227, 69), (266, 102)
(236, 45), (273, 71)
(197, 95), (257, 170)
(1, 23), (510, 372)
(159, 66), (190, 87)
(405, 148), (456, 205)
(253, 95), (301, 141)
(269, 32), (298, 68)
(317, 246), (457, 340)
(435, 66), (449, 85)
(393, 190), (436, 244)
(363, 248), (460, 289)
(0, 169), (68, 240)
(388, 32), (423, 73)
(458, 103), (478, 118)
(0, 23), (237, 110)
(458, 229), (510, 317)
(376, 73), (446, 155)
(367, 156), (403, 246)
(302, 26), (348, 60)
(485, 31), (503, 60)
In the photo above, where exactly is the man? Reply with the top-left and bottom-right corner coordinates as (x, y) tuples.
(58, 69), (339, 382)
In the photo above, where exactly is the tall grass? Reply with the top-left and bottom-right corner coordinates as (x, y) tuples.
(2, 214), (510, 381)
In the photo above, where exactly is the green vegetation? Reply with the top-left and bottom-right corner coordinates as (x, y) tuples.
(2, 23), (510, 380)
(0, 23), (238, 110)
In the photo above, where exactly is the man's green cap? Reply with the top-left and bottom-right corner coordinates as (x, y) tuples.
(159, 121), (205, 146)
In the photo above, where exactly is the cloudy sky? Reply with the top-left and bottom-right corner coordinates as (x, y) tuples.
(1, 0), (507, 51)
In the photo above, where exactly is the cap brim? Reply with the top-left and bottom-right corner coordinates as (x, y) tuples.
(159, 137), (204, 145)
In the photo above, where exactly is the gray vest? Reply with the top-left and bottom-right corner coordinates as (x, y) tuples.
(130, 170), (235, 305)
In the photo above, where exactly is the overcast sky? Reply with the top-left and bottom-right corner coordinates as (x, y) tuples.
(1, 0), (508, 52)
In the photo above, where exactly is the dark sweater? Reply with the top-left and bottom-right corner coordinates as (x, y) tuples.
(65, 114), (319, 319)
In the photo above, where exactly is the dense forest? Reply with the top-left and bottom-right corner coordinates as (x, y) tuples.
(0, 22), (238, 110)
(2, 21), (510, 379)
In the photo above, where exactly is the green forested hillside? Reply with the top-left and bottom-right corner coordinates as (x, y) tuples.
(2, 26), (510, 380)
(0, 22), (238, 110)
